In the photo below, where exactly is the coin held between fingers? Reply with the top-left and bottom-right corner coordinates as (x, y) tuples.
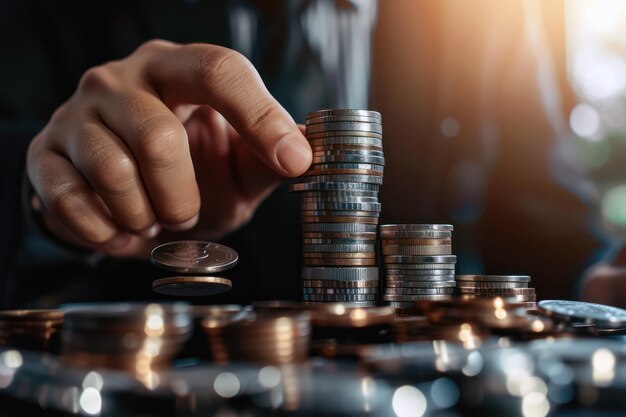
(275, 135), (311, 176)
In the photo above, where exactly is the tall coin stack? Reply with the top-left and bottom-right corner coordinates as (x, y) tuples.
(380, 224), (456, 310)
(456, 275), (537, 310)
(289, 109), (384, 306)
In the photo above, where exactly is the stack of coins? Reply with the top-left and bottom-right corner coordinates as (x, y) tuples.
(201, 310), (311, 365)
(60, 302), (192, 372)
(289, 109), (384, 305)
(456, 275), (536, 310)
(0, 310), (63, 352)
(379, 224), (456, 310)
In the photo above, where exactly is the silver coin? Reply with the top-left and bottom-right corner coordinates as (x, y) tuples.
(385, 276), (456, 284)
(289, 182), (381, 192)
(306, 121), (383, 135)
(379, 224), (454, 232)
(382, 245), (452, 256)
(302, 266), (379, 280)
(386, 297), (453, 307)
(312, 156), (385, 166)
(384, 288), (455, 295)
(306, 109), (381, 120)
(308, 162), (384, 171)
(296, 174), (384, 185)
(302, 280), (379, 288)
(308, 137), (383, 147)
(302, 288), (378, 295)
(150, 241), (238, 274)
(379, 230), (452, 239)
(306, 115), (382, 124)
(385, 280), (457, 288)
(383, 263), (456, 270)
(300, 210), (380, 217)
(383, 255), (457, 264)
(312, 149), (385, 157)
(302, 244), (376, 253)
(383, 294), (451, 302)
(302, 238), (377, 245)
(300, 190), (379, 199)
(301, 223), (378, 233)
(537, 300), (626, 329)
(456, 275), (531, 283)
(301, 197), (380, 204)
(302, 294), (378, 302)
(152, 276), (232, 296)
(456, 282), (529, 289)
(300, 202), (382, 212)
(384, 269), (456, 276)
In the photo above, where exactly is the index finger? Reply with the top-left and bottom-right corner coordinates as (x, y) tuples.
(143, 41), (311, 177)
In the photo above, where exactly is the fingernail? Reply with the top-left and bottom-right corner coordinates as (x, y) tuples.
(138, 223), (162, 239)
(106, 232), (131, 249)
(163, 213), (199, 231)
(275, 135), (311, 176)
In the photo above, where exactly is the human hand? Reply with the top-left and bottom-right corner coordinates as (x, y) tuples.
(26, 40), (311, 257)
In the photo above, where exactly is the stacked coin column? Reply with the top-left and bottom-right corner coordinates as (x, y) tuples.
(380, 225), (456, 310)
(289, 109), (384, 306)
(456, 275), (537, 310)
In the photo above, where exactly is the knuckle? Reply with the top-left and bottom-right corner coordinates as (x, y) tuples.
(136, 39), (176, 55)
(197, 47), (252, 89)
(78, 65), (116, 93)
(162, 198), (200, 223)
(134, 119), (186, 168)
(87, 145), (138, 195)
(246, 103), (280, 133)
(49, 183), (87, 221)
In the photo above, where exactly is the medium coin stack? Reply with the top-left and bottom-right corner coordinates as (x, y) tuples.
(456, 275), (537, 310)
(289, 109), (384, 305)
(60, 302), (192, 371)
(0, 309), (63, 352)
(380, 224), (456, 309)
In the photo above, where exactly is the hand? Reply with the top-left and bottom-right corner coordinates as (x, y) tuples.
(26, 40), (312, 257)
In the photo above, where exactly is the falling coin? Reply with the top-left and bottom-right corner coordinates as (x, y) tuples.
(152, 276), (233, 296)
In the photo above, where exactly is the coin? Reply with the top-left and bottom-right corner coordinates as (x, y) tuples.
(384, 280), (457, 288)
(456, 282), (528, 289)
(384, 288), (455, 295)
(379, 230), (452, 239)
(302, 267), (379, 280)
(296, 174), (383, 185)
(304, 258), (377, 266)
(384, 269), (456, 276)
(301, 280), (379, 288)
(312, 155), (385, 165)
(300, 190), (379, 198)
(306, 109), (381, 119)
(302, 294), (378, 302)
(302, 232), (377, 240)
(152, 276), (232, 296)
(382, 245), (452, 256)
(306, 115), (382, 124)
(306, 130), (383, 140)
(302, 238), (377, 245)
(151, 241), (238, 274)
(301, 223), (378, 233)
(381, 238), (451, 245)
(383, 255), (457, 264)
(302, 288), (378, 295)
(380, 224), (454, 232)
(383, 263), (456, 270)
(300, 202), (382, 211)
(300, 210), (380, 217)
(302, 252), (376, 259)
(306, 122), (383, 135)
(537, 300), (626, 329)
(456, 275), (531, 283)
(385, 275), (456, 283)
(302, 244), (376, 253)
(308, 137), (383, 147)
(383, 294), (454, 302)
(300, 216), (380, 224)
(289, 182), (380, 192)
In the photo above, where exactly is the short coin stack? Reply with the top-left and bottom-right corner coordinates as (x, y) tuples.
(0, 309), (63, 352)
(289, 109), (384, 305)
(456, 275), (537, 310)
(150, 241), (238, 296)
(380, 224), (456, 309)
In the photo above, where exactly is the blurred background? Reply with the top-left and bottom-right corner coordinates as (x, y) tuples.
(1, 0), (624, 305)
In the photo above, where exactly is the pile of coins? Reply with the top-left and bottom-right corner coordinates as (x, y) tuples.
(150, 241), (238, 296)
(380, 224), (456, 309)
(0, 310), (63, 351)
(289, 109), (384, 305)
(60, 303), (192, 371)
(201, 309), (311, 365)
(456, 275), (536, 309)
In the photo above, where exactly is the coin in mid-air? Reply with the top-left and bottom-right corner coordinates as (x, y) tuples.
(150, 241), (238, 274)
(152, 276), (233, 296)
